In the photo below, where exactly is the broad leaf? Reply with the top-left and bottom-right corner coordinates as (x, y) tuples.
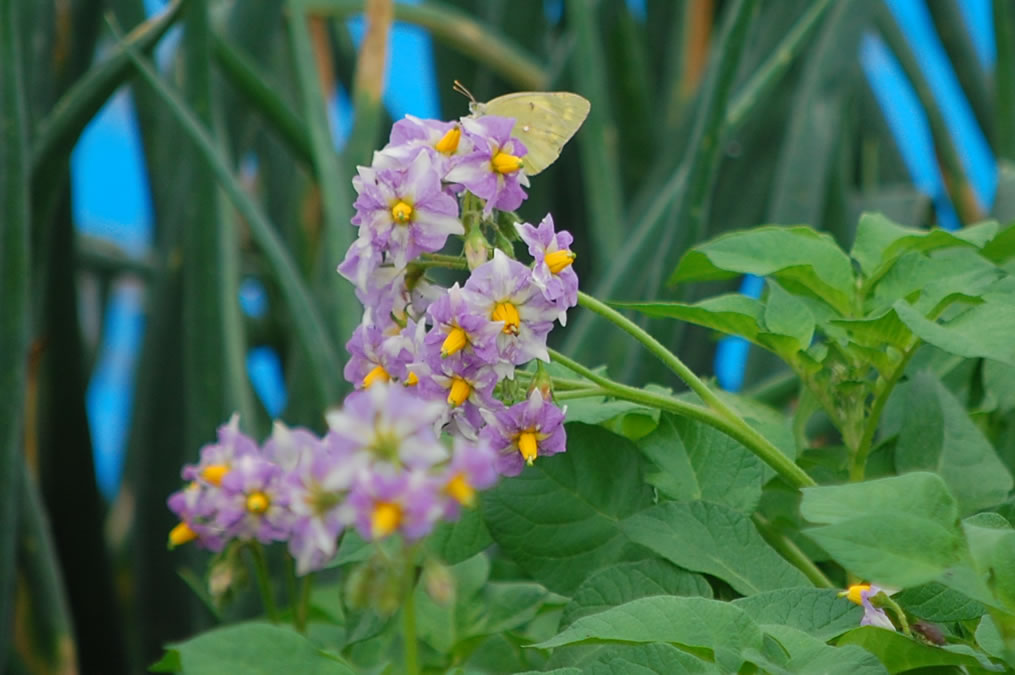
(623, 501), (811, 595)
(895, 296), (1015, 366)
(535, 596), (763, 672)
(760, 624), (888, 675)
(616, 294), (765, 342)
(836, 625), (999, 673)
(561, 559), (713, 627)
(800, 472), (959, 526)
(482, 423), (654, 594)
(895, 372), (1013, 514)
(893, 582), (986, 621)
(762, 280), (815, 352)
(732, 588), (862, 641)
(571, 642), (720, 674)
(426, 507), (493, 565)
(637, 413), (764, 513)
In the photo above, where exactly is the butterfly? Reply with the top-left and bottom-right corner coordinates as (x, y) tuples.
(454, 81), (591, 176)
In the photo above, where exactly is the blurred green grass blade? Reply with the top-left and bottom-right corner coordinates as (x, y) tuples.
(608, 3), (655, 193)
(343, 1), (390, 170)
(765, 2), (868, 227)
(995, 0), (1015, 161)
(0, 0), (31, 666)
(30, 0), (185, 181)
(875, 5), (983, 222)
(117, 28), (344, 405)
(305, 0), (546, 89)
(182, 0), (257, 445)
(567, 0), (624, 269)
(211, 31), (315, 169)
(724, 0), (834, 135)
(14, 461), (78, 674)
(926, 0), (992, 138)
(659, 0), (713, 138)
(563, 0), (757, 371)
(287, 6), (360, 354)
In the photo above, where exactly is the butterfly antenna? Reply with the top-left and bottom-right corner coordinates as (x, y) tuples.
(453, 80), (477, 104)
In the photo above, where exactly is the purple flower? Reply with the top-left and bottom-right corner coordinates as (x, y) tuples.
(218, 454), (290, 544)
(344, 323), (416, 389)
(516, 213), (578, 324)
(373, 116), (466, 177)
(840, 584), (896, 631)
(445, 116), (529, 215)
(262, 422), (322, 472)
(351, 152), (462, 267)
(346, 468), (445, 541)
(464, 250), (559, 374)
(168, 482), (226, 551)
(480, 388), (566, 476)
(424, 283), (502, 365)
(420, 357), (500, 439)
(441, 436), (499, 519)
(325, 382), (448, 470)
(180, 414), (259, 486)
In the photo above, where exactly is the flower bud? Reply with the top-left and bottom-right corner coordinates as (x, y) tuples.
(464, 228), (490, 271)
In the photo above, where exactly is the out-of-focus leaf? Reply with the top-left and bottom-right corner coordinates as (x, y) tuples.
(837, 626), (998, 673)
(119, 35), (344, 405)
(894, 295), (1015, 366)
(758, 625), (888, 675)
(926, 0), (992, 140)
(0, 1), (32, 665)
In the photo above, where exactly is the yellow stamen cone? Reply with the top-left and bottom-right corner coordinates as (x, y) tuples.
(448, 377), (472, 407)
(390, 200), (413, 224)
(363, 364), (390, 388)
(168, 522), (197, 548)
(434, 126), (461, 154)
(518, 431), (539, 465)
(371, 501), (402, 538)
(544, 249), (576, 275)
(491, 151), (523, 174)
(200, 463), (229, 486)
(246, 491), (270, 515)
(445, 473), (476, 507)
(840, 583), (871, 605)
(405, 371), (419, 386)
(441, 326), (468, 357)
(491, 301), (521, 335)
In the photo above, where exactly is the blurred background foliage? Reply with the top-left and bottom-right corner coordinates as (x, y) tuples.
(2, 0), (1014, 672)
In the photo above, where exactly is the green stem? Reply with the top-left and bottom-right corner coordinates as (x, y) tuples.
(401, 563), (420, 675)
(554, 388), (610, 401)
(548, 349), (816, 489)
(248, 543), (279, 623)
(296, 573), (313, 633)
(752, 513), (833, 588)
(285, 556), (299, 628)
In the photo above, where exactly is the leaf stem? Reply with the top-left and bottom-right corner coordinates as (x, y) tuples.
(751, 513), (833, 588)
(548, 349), (816, 489)
(248, 543), (279, 623)
(553, 388), (610, 401)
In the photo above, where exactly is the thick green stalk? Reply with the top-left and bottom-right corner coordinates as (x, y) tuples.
(548, 349), (815, 489)
(248, 544), (279, 623)
(752, 513), (833, 588)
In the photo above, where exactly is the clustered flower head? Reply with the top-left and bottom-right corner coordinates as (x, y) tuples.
(168, 109), (578, 574)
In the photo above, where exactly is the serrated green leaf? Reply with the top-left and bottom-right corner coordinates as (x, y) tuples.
(761, 624), (888, 675)
(836, 625), (997, 673)
(622, 501), (811, 596)
(637, 413), (764, 513)
(561, 559), (713, 627)
(894, 581), (987, 622)
(537, 596), (762, 672)
(482, 423), (654, 595)
(895, 372), (1013, 515)
(671, 226), (855, 314)
(732, 588), (862, 641)
(155, 623), (356, 674)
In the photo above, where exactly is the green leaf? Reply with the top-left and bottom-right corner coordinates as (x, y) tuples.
(0, 0), (31, 664)
(800, 472), (960, 526)
(482, 423), (654, 595)
(637, 413), (764, 513)
(535, 596), (763, 672)
(569, 642), (721, 674)
(975, 614), (1006, 660)
(762, 281), (815, 353)
(622, 501), (811, 596)
(561, 559), (713, 627)
(616, 295), (765, 342)
(425, 507), (493, 565)
(563, 398), (659, 428)
(760, 625), (888, 675)
(732, 589), (862, 641)
(153, 623), (355, 674)
(670, 226), (855, 315)
(830, 310), (911, 351)
(894, 296), (1015, 366)
(836, 625), (996, 673)
(895, 372), (1013, 514)
(894, 582), (987, 622)
(414, 554), (488, 654)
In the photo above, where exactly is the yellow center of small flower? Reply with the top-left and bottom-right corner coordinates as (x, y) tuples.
(363, 364), (390, 388)
(840, 583), (871, 605)
(434, 126), (461, 154)
(404, 371), (419, 386)
(390, 200), (413, 224)
(200, 463), (229, 486)
(441, 326), (468, 357)
(491, 151), (523, 174)
(168, 521), (197, 548)
(371, 501), (402, 538)
(246, 491), (270, 515)
(491, 301), (521, 335)
(448, 377), (472, 407)
(445, 472), (476, 507)
(517, 430), (539, 465)
(544, 249), (576, 275)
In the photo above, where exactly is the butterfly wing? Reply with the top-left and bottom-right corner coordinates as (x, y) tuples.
(481, 92), (590, 175)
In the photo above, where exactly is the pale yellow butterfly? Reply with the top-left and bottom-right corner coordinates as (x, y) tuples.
(454, 82), (591, 176)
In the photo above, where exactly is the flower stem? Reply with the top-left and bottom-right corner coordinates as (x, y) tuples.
(248, 542), (278, 623)
(554, 387), (610, 401)
(296, 572), (313, 633)
(401, 561), (420, 675)
(548, 349), (816, 489)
